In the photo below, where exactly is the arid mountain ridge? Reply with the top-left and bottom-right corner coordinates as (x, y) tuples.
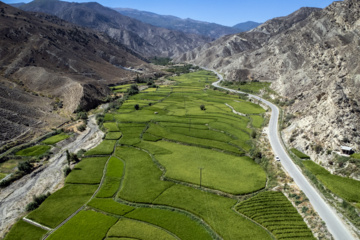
(115, 8), (261, 39)
(19, 0), (211, 57)
(0, 1), (149, 146)
(177, 0), (360, 168)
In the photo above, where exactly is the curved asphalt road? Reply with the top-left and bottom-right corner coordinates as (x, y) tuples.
(209, 69), (355, 240)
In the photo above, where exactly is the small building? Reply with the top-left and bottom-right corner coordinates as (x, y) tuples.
(341, 146), (354, 155)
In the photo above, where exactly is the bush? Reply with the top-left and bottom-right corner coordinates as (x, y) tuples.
(63, 167), (71, 177)
(251, 130), (257, 139)
(314, 144), (323, 154)
(128, 84), (139, 96)
(77, 112), (88, 120)
(77, 124), (86, 132)
(18, 161), (33, 174)
(26, 193), (51, 211)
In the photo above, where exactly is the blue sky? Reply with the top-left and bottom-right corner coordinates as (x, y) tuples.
(5, 0), (338, 26)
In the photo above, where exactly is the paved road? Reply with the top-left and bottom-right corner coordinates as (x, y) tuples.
(209, 69), (355, 240)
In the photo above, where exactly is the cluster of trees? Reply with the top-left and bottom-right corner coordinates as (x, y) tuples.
(165, 64), (199, 75)
(150, 56), (172, 66)
(26, 192), (51, 211)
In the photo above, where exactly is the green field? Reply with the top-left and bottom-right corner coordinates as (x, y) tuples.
(42, 133), (70, 145)
(236, 191), (315, 240)
(115, 146), (174, 203)
(108, 218), (177, 240)
(6, 70), (313, 240)
(27, 184), (98, 228)
(151, 141), (266, 194)
(154, 184), (271, 239)
(66, 157), (109, 184)
(96, 157), (124, 198)
(303, 161), (360, 203)
(47, 211), (117, 240)
(15, 145), (51, 156)
(125, 208), (213, 240)
(103, 122), (120, 132)
(222, 81), (271, 94)
(105, 132), (122, 140)
(351, 153), (360, 159)
(88, 198), (135, 216)
(84, 140), (117, 156)
(4, 220), (47, 240)
(291, 148), (310, 159)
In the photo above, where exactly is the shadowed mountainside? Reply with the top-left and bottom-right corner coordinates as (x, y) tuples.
(0, 2), (149, 146)
(19, 0), (211, 57)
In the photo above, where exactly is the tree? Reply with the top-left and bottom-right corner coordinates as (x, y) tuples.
(66, 150), (71, 166)
(128, 84), (139, 96)
(200, 105), (206, 111)
(134, 104), (140, 110)
(18, 161), (33, 174)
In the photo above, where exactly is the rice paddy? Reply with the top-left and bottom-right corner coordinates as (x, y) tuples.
(5, 70), (313, 240)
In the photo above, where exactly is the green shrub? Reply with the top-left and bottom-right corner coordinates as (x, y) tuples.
(63, 167), (71, 177)
(77, 124), (87, 132)
(18, 161), (33, 174)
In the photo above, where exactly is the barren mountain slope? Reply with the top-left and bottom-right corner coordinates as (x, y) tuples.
(180, 0), (360, 165)
(0, 2), (147, 146)
(175, 7), (321, 68)
(19, 0), (211, 57)
(115, 8), (245, 39)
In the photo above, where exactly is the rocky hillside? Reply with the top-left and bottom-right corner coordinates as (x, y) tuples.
(176, 7), (320, 67)
(115, 8), (246, 39)
(19, 0), (211, 57)
(178, 0), (360, 164)
(0, 2), (148, 146)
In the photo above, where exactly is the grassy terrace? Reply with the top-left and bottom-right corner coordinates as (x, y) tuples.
(5, 70), (313, 240)
(303, 161), (360, 205)
(42, 133), (70, 145)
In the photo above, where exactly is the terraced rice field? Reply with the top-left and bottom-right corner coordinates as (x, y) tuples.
(236, 192), (315, 240)
(5, 70), (313, 240)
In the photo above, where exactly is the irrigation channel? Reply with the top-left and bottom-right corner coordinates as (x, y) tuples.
(209, 68), (355, 240)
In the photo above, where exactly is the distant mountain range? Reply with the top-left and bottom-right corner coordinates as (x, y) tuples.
(233, 21), (262, 31)
(115, 8), (261, 39)
(18, 0), (211, 57)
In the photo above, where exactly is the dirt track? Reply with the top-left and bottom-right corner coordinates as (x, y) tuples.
(0, 115), (104, 238)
